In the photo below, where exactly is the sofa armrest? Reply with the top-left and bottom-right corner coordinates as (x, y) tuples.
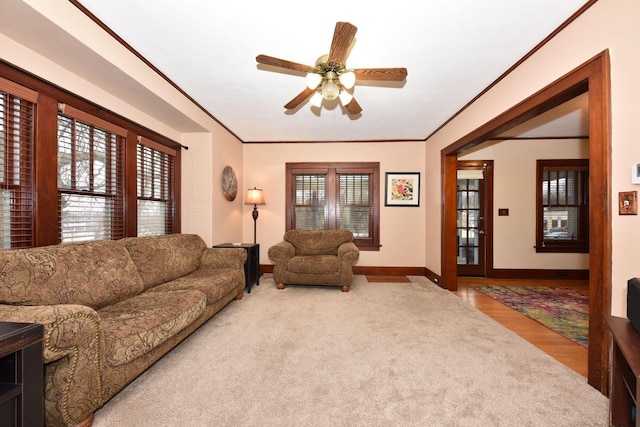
(200, 247), (247, 270)
(268, 241), (295, 262)
(0, 303), (104, 425)
(0, 303), (101, 363)
(337, 242), (360, 265)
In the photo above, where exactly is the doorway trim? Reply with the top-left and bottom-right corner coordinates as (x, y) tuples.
(440, 50), (611, 392)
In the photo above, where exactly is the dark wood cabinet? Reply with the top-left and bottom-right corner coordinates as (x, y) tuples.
(213, 243), (261, 293)
(606, 315), (640, 427)
(0, 322), (44, 427)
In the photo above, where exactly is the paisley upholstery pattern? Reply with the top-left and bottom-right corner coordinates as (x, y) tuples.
(121, 234), (206, 289)
(0, 239), (144, 309)
(0, 234), (245, 427)
(146, 269), (243, 304)
(100, 290), (206, 366)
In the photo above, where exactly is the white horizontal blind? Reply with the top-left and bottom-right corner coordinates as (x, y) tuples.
(57, 113), (125, 242)
(137, 140), (175, 236)
(0, 87), (34, 248)
(336, 173), (373, 242)
(291, 173), (327, 230)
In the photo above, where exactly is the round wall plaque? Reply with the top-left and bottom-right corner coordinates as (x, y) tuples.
(221, 166), (238, 201)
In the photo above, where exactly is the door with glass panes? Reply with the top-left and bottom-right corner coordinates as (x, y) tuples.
(457, 161), (491, 276)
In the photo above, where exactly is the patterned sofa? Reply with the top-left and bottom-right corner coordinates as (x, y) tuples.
(0, 234), (246, 427)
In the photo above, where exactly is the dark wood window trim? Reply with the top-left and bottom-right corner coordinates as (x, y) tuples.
(535, 159), (589, 253)
(286, 161), (380, 251)
(0, 59), (182, 247)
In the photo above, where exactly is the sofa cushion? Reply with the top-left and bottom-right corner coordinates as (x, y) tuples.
(121, 234), (207, 289)
(0, 239), (144, 309)
(284, 230), (353, 256)
(144, 269), (243, 304)
(99, 289), (206, 366)
(288, 255), (339, 274)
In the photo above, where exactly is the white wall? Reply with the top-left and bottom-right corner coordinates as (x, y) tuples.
(243, 142), (426, 266)
(460, 138), (589, 270)
(425, 0), (640, 315)
(0, 1), (247, 248)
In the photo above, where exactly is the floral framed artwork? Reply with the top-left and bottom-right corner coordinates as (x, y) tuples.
(385, 172), (420, 207)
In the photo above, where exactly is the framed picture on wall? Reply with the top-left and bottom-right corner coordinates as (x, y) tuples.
(385, 172), (420, 207)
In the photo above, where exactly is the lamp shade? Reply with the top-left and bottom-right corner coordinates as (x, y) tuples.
(244, 188), (266, 205)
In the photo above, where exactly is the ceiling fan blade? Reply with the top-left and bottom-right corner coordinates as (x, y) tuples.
(354, 68), (408, 81)
(284, 87), (316, 110)
(328, 22), (357, 64)
(256, 55), (313, 73)
(345, 97), (362, 115)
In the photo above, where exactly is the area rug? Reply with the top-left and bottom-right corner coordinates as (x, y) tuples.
(92, 276), (607, 426)
(473, 285), (589, 347)
(366, 275), (411, 283)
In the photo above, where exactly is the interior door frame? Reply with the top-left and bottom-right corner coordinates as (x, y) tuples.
(441, 51), (611, 392)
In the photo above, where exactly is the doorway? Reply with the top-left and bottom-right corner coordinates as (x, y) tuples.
(441, 51), (611, 392)
(457, 160), (493, 277)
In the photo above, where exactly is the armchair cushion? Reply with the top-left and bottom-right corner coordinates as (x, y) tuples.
(288, 255), (338, 274)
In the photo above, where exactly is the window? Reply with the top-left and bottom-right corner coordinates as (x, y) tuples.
(0, 78), (36, 248)
(0, 63), (183, 247)
(536, 159), (588, 253)
(286, 162), (380, 250)
(57, 105), (125, 243)
(137, 137), (175, 236)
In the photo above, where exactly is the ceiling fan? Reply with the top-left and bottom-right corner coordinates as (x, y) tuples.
(256, 22), (408, 115)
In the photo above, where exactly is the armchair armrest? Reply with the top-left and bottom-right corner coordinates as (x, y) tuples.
(268, 241), (295, 262)
(337, 242), (360, 265)
(200, 247), (247, 270)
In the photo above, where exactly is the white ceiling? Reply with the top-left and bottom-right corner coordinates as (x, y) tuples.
(2, 0), (590, 143)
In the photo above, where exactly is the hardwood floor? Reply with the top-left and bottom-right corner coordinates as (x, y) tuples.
(453, 276), (588, 377)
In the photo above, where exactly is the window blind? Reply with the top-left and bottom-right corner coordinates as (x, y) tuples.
(291, 173), (327, 230)
(57, 112), (125, 242)
(137, 137), (175, 236)
(0, 85), (34, 248)
(336, 173), (373, 243)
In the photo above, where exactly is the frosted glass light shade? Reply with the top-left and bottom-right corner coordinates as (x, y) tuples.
(305, 72), (322, 90)
(338, 90), (353, 105)
(338, 70), (356, 89)
(310, 91), (323, 107)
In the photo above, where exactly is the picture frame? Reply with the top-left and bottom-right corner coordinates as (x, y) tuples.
(385, 172), (420, 207)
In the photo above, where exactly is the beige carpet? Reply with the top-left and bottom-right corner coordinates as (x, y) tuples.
(93, 275), (608, 426)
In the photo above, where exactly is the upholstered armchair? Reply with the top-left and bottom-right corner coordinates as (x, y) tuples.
(268, 230), (360, 292)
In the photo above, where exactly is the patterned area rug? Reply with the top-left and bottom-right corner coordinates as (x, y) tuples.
(366, 275), (411, 283)
(473, 285), (589, 347)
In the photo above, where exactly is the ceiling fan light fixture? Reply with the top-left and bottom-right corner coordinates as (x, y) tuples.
(338, 70), (356, 89)
(338, 89), (353, 106)
(310, 91), (323, 107)
(305, 72), (322, 90)
(321, 71), (340, 100)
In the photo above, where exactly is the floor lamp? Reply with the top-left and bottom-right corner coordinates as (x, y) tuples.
(245, 187), (266, 244)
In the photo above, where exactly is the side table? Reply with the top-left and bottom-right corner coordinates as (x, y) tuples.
(0, 322), (44, 427)
(213, 243), (261, 293)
